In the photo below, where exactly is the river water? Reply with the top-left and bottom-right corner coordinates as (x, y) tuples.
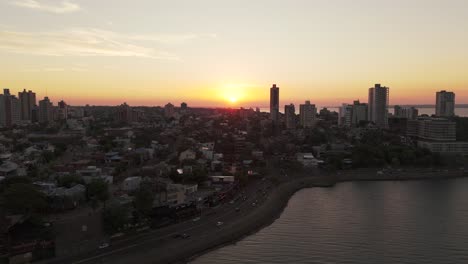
(192, 178), (468, 264)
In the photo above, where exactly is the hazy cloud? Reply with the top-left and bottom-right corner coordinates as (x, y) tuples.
(130, 33), (218, 44)
(21, 66), (88, 72)
(11, 0), (81, 14)
(0, 28), (181, 60)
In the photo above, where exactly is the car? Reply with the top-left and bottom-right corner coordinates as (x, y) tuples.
(252, 202), (257, 207)
(182, 233), (190, 239)
(216, 221), (224, 226)
(98, 243), (109, 249)
(229, 200), (235, 204)
(235, 207), (240, 212)
(192, 217), (201, 222)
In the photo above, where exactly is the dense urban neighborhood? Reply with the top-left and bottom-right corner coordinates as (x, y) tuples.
(0, 85), (467, 263)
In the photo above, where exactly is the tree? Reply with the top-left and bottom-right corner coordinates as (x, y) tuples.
(41, 151), (55, 164)
(57, 174), (83, 188)
(3, 183), (47, 215)
(102, 203), (130, 234)
(87, 179), (109, 208)
(235, 171), (249, 186)
(134, 184), (155, 216)
(190, 166), (208, 183)
(0, 176), (32, 192)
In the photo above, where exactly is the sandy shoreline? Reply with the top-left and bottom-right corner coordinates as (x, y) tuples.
(176, 169), (467, 264)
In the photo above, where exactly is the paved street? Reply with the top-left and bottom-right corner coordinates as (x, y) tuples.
(44, 176), (273, 264)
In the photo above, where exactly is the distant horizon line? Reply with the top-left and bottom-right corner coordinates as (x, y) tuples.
(68, 103), (468, 109)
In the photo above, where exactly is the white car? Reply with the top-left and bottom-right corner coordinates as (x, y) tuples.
(98, 243), (109, 249)
(216, 221), (224, 227)
(192, 217), (201, 222)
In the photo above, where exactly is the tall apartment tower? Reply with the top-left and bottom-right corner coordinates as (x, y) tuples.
(299, 100), (317, 128)
(0, 89), (21, 127)
(435, 90), (455, 117)
(164, 103), (175, 118)
(57, 100), (68, 120)
(368, 84), (389, 128)
(284, 103), (296, 129)
(270, 84), (279, 123)
(351, 100), (368, 127)
(18, 89), (36, 121)
(117, 102), (133, 123)
(38, 97), (54, 123)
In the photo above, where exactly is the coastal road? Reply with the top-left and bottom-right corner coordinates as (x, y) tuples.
(45, 178), (273, 264)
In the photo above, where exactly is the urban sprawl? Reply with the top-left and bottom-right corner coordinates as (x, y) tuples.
(0, 84), (467, 263)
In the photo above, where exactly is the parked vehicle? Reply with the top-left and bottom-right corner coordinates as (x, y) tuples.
(98, 243), (109, 249)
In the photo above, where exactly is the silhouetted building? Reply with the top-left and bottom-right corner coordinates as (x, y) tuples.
(57, 100), (68, 120)
(38, 97), (53, 123)
(18, 89), (36, 121)
(435, 90), (455, 117)
(368, 84), (389, 128)
(0, 89), (21, 127)
(351, 100), (368, 127)
(270, 84), (279, 123)
(407, 118), (456, 141)
(394, 105), (418, 120)
(284, 103), (296, 129)
(339, 101), (367, 127)
(164, 103), (175, 118)
(299, 100), (316, 128)
(338, 103), (348, 126)
(116, 102), (133, 123)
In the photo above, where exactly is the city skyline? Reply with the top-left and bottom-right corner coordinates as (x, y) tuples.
(1, 0), (468, 106)
(0, 85), (465, 109)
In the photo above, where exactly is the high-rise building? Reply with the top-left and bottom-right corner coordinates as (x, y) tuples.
(18, 89), (36, 121)
(394, 105), (418, 120)
(351, 100), (368, 126)
(368, 84), (389, 128)
(180, 102), (188, 115)
(338, 103), (348, 126)
(57, 100), (68, 120)
(339, 101), (368, 127)
(164, 103), (175, 118)
(38, 97), (54, 123)
(284, 103), (296, 129)
(270, 84), (279, 122)
(0, 89), (21, 127)
(407, 118), (456, 141)
(435, 90), (455, 117)
(117, 102), (133, 123)
(299, 100), (317, 128)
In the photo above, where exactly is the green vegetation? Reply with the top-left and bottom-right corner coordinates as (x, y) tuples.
(348, 129), (444, 168)
(2, 183), (47, 215)
(102, 203), (130, 234)
(57, 174), (84, 188)
(134, 183), (155, 216)
(87, 179), (109, 209)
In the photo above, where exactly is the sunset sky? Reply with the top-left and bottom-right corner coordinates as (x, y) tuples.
(1, 0), (468, 107)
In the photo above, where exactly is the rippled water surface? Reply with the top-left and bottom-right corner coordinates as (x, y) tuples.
(192, 178), (468, 264)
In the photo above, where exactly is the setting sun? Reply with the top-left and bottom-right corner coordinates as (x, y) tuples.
(229, 97), (238, 103)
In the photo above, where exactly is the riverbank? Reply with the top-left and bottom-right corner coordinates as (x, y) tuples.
(173, 176), (335, 264)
